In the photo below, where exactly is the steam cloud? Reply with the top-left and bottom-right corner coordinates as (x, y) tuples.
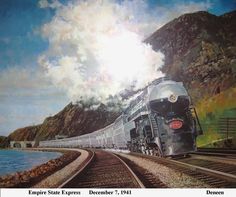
(38, 0), (166, 105)
(38, 0), (211, 105)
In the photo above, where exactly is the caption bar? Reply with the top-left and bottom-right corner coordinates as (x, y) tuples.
(1, 189), (235, 197)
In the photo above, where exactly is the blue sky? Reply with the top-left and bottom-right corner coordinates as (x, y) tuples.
(0, 0), (235, 136)
(1, 0), (235, 71)
(148, 0), (236, 15)
(0, 0), (52, 69)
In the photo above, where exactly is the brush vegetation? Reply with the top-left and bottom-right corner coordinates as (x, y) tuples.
(196, 87), (236, 147)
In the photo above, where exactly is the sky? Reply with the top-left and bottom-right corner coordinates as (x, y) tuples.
(0, 0), (235, 136)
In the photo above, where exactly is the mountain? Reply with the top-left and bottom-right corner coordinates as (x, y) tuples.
(7, 103), (120, 145)
(145, 10), (236, 101)
(8, 125), (41, 141)
(3, 10), (236, 146)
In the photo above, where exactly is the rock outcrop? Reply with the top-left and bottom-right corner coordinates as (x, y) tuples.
(145, 10), (236, 101)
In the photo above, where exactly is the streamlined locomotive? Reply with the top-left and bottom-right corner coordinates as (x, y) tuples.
(40, 78), (203, 157)
(125, 78), (203, 156)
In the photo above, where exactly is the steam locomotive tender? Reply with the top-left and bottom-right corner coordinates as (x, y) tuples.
(40, 78), (203, 157)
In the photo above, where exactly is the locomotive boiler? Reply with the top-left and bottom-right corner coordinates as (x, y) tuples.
(40, 77), (203, 157)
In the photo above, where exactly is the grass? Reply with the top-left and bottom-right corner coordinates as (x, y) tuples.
(195, 86), (236, 147)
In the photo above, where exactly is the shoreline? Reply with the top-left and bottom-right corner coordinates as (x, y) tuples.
(33, 149), (89, 188)
(0, 148), (81, 188)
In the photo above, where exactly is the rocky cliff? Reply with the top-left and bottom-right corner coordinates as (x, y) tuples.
(145, 10), (236, 101)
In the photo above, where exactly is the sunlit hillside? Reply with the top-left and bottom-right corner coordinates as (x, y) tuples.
(196, 86), (236, 147)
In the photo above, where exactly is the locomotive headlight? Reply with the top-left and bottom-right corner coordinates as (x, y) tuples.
(168, 94), (178, 103)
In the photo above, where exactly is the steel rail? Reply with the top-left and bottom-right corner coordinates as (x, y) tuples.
(197, 148), (236, 154)
(115, 153), (167, 188)
(167, 158), (236, 183)
(58, 149), (95, 188)
(110, 152), (145, 188)
(188, 154), (236, 165)
(130, 152), (236, 184)
(191, 151), (236, 158)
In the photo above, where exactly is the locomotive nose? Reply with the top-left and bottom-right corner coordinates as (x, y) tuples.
(148, 80), (189, 103)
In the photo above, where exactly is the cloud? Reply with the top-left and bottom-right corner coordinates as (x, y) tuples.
(38, 0), (62, 9)
(0, 67), (43, 88)
(37, 0), (213, 105)
(38, 0), (166, 104)
(0, 66), (69, 135)
(0, 67), (51, 95)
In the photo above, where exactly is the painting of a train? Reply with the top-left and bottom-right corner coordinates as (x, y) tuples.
(40, 78), (203, 157)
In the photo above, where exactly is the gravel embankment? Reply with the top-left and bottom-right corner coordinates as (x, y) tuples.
(117, 153), (212, 188)
(33, 149), (89, 188)
(0, 148), (88, 188)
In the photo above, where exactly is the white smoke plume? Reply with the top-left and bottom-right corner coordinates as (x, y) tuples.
(38, 0), (211, 106)
(38, 0), (165, 105)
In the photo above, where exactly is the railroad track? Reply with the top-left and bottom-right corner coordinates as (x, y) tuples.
(115, 154), (167, 188)
(193, 148), (236, 159)
(60, 150), (144, 188)
(179, 154), (236, 175)
(197, 148), (236, 154)
(129, 152), (236, 188)
(188, 154), (236, 166)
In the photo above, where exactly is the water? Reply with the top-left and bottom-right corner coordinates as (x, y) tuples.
(0, 149), (62, 176)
